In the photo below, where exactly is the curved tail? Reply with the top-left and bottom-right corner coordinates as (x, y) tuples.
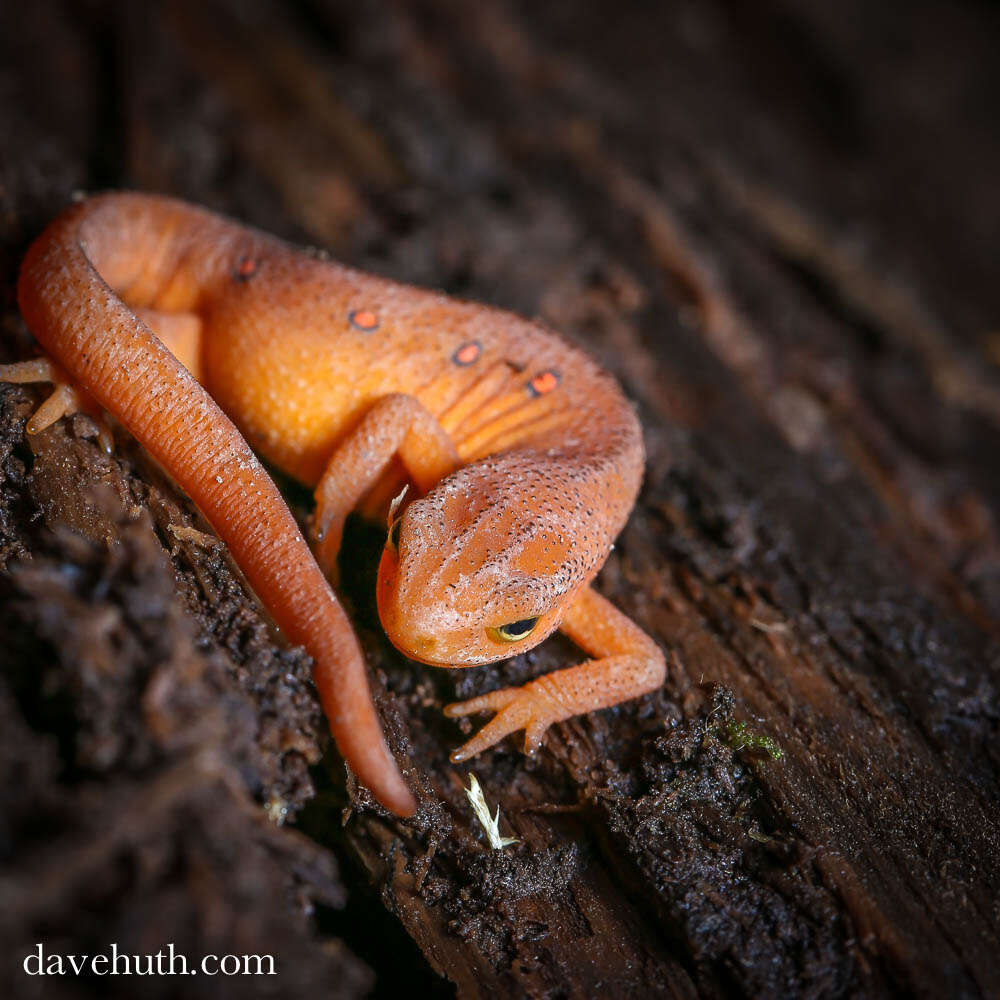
(17, 192), (415, 815)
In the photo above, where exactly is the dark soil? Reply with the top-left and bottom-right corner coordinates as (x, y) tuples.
(2, 2), (999, 997)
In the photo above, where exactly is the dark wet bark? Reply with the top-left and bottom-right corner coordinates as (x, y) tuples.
(2, 2), (999, 997)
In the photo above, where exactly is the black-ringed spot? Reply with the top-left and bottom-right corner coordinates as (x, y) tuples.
(234, 256), (258, 281)
(452, 341), (482, 366)
(350, 309), (379, 331)
(528, 370), (560, 397)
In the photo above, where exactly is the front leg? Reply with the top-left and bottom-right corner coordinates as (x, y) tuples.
(445, 586), (666, 761)
(312, 393), (459, 577)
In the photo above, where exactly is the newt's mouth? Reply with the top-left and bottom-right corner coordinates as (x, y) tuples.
(378, 617), (456, 667)
(375, 536), (521, 669)
(385, 636), (455, 669)
(381, 628), (514, 669)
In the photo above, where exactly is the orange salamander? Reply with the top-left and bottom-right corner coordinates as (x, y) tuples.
(2, 192), (665, 816)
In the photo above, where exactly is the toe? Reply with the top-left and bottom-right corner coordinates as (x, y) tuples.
(524, 717), (550, 755)
(444, 687), (519, 718)
(26, 384), (81, 434)
(0, 358), (58, 384)
(448, 699), (532, 762)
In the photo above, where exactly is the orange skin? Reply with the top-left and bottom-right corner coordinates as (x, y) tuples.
(4, 193), (665, 816)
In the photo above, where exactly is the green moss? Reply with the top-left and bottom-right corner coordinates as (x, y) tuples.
(721, 720), (783, 760)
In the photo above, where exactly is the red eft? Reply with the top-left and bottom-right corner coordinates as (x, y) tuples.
(3, 192), (665, 816)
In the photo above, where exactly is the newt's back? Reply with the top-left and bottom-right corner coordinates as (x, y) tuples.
(197, 241), (641, 494)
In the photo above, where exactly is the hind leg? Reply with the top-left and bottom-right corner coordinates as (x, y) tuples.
(0, 357), (113, 452)
(2, 307), (203, 452)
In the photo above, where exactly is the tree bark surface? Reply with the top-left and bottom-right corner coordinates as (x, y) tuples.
(2, 2), (999, 998)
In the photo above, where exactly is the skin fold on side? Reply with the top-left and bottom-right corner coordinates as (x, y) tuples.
(2, 192), (666, 816)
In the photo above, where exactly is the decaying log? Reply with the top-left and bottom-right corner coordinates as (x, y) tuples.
(2, 1), (998, 997)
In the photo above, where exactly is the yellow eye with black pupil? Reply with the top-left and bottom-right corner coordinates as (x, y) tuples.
(492, 617), (539, 642)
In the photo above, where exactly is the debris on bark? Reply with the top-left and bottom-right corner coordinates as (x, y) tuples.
(2, 2), (998, 997)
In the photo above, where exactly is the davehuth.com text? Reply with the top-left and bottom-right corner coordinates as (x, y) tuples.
(23, 943), (276, 977)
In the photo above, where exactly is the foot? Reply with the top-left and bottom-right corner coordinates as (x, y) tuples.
(0, 358), (112, 452)
(444, 679), (564, 762)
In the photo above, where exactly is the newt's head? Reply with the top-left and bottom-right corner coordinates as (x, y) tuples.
(376, 452), (623, 667)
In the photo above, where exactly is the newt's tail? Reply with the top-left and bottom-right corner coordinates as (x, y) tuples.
(17, 192), (415, 816)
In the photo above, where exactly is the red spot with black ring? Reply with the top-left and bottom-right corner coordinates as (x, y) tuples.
(528, 370), (559, 397)
(350, 309), (379, 331)
(235, 257), (258, 281)
(452, 341), (482, 366)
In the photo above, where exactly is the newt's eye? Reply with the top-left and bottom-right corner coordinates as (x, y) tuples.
(489, 617), (539, 643)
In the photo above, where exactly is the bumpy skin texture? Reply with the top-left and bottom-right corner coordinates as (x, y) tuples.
(8, 193), (666, 816)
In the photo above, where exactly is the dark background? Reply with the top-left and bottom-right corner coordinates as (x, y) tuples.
(1, 1), (999, 997)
